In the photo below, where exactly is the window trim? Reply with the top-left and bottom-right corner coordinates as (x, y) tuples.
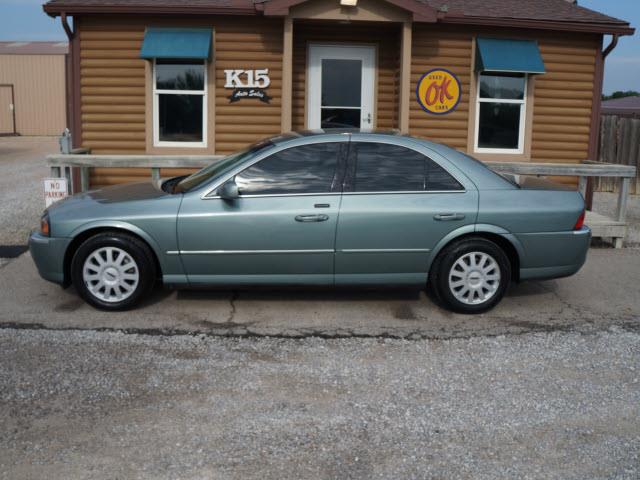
(473, 72), (528, 155)
(152, 58), (208, 149)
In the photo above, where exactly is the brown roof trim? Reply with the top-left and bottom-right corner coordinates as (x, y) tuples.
(440, 14), (635, 36)
(43, 3), (257, 17)
(264, 0), (437, 22)
(43, 0), (635, 35)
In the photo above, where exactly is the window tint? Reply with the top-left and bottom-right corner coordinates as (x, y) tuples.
(235, 143), (340, 195)
(351, 143), (462, 192)
(427, 161), (464, 191)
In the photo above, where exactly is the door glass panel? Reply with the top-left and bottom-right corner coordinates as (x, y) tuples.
(352, 143), (426, 192)
(321, 59), (361, 107)
(321, 108), (360, 129)
(426, 161), (463, 191)
(235, 143), (340, 195)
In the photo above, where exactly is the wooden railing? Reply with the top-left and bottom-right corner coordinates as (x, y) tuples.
(47, 155), (637, 247)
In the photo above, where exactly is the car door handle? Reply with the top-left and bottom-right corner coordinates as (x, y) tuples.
(295, 214), (329, 223)
(434, 213), (465, 221)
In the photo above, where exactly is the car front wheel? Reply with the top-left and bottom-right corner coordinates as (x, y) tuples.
(429, 237), (511, 314)
(70, 232), (156, 311)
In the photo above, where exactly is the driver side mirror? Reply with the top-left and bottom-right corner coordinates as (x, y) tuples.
(218, 179), (239, 200)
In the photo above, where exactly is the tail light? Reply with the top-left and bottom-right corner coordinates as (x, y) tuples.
(573, 209), (585, 231)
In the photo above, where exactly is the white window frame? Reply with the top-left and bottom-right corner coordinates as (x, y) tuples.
(474, 72), (528, 155)
(153, 58), (207, 148)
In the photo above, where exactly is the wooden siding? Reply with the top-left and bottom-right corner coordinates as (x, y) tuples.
(215, 19), (283, 154)
(78, 18), (146, 184)
(531, 35), (599, 163)
(408, 25), (600, 167)
(78, 16), (283, 184)
(0, 54), (66, 135)
(409, 25), (473, 150)
(292, 22), (400, 131)
(79, 19), (146, 155)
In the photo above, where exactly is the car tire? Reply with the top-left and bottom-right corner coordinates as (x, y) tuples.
(70, 232), (156, 311)
(429, 237), (511, 314)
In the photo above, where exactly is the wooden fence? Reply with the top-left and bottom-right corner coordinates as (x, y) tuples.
(597, 114), (640, 194)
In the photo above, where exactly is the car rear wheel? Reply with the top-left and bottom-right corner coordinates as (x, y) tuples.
(71, 232), (156, 311)
(429, 237), (511, 314)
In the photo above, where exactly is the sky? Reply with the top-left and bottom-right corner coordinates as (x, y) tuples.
(0, 0), (638, 94)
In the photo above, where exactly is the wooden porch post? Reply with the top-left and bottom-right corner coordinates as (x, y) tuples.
(281, 16), (293, 133)
(399, 21), (412, 134)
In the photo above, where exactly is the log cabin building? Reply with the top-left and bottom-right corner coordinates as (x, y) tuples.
(43, 0), (634, 187)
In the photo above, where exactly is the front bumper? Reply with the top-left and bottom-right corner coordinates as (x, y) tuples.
(517, 226), (591, 281)
(28, 231), (71, 285)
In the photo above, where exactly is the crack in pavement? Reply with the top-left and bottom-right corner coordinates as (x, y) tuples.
(227, 290), (239, 324)
(1, 318), (638, 342)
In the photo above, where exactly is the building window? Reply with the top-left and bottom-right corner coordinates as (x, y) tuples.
(153, 59), (206, 148)
(474, 72), (527, 154)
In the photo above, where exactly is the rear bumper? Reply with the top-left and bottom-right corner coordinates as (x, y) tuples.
(28, 231), (71, 285)
(517, 226), (591, 281)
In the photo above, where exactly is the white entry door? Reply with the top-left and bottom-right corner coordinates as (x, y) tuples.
(307, 45), (375, 130)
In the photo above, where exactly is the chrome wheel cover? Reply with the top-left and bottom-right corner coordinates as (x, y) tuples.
(448, 251), (501, 305)
(82, 247), (139, 303)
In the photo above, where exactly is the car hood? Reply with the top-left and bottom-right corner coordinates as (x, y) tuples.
(71, 181), (167, 204)
(46, 181), (182, 237)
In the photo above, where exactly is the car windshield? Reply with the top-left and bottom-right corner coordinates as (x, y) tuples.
(174, 139), (274, 193)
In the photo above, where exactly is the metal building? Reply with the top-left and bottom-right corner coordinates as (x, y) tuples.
(0, 41), (68, 136)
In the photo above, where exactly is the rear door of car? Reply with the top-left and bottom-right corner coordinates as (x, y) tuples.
(334, 139), (478, 285)
(177, 139), (348, 285)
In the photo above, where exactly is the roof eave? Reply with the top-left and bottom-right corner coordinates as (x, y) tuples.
(43, 4), (258, 18)
(440, 15), (635, 36)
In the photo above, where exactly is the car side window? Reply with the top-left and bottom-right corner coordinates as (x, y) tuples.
(350, 142), (463, 192)
(235, 143), (341, 195)
(427, 160), (464, 191)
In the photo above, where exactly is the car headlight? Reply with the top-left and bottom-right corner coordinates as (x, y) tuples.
(40, 212), (50, 237)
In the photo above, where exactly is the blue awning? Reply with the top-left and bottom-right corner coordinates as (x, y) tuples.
(140, 28), (213, 60)
(476, 38), (545, 74)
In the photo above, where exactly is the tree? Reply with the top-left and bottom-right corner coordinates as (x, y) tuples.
(602, 90), (640, 100)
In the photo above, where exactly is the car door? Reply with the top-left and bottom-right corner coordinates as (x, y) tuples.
(334, 139), (478, 285)
(177, 140), (346, 285)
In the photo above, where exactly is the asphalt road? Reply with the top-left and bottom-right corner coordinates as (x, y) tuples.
(1, 248), (639, 339)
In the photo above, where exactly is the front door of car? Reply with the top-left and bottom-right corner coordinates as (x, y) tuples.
(334, 140), (478, 285)
(177, 141), (346, 285)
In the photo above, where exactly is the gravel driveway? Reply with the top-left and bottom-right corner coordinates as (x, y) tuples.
(0, 327), (638, 480)
(0, 136), (57, 245)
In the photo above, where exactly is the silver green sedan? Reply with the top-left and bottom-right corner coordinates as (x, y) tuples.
(29, 131), (590, 313)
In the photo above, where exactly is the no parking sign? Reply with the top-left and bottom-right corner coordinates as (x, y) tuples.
(43, 178), (68, 207)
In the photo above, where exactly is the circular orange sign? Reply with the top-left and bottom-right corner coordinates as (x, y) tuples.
(416, 68), (462, 115)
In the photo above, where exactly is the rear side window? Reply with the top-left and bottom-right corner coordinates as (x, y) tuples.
(235, 143), (340, 195)
(350, 142), (463, 192)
